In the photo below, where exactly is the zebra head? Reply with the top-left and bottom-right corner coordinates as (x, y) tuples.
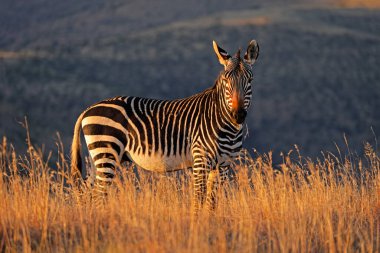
(213, 40), (259, 125)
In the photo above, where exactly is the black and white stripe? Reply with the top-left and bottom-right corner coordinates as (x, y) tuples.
(71, 40), (259, 211)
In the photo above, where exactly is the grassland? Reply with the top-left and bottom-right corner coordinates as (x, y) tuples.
(0, 2), (379, 251)
(0, 133), (379, 252)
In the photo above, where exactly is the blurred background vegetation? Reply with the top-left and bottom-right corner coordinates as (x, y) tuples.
(0, 0), (379, 160)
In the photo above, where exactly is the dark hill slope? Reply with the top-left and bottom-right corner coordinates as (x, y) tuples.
(0, 1), (379, 158)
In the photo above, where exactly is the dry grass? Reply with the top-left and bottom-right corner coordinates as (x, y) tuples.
(0, 134), (379, 253)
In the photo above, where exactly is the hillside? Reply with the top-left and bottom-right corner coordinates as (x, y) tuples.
(0, 0), (379, 159)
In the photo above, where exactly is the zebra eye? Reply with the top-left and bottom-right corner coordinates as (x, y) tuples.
(248, 77), (253, 83)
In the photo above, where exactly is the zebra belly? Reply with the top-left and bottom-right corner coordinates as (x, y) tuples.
(126, 151), (192, 172)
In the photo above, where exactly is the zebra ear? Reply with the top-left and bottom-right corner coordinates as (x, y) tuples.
(244, 40), (259, 66)
(213, 41), (231, 67)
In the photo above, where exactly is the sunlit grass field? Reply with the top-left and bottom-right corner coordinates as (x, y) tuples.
(0, 133), (379, 252)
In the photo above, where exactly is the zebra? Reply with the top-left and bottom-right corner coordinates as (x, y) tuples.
(71, 40), (259, 211)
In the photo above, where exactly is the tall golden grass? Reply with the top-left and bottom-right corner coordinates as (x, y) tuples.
(0, 133), (379, 252)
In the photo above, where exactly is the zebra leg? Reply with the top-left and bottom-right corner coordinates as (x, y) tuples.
(87, 144), (120, 196)
(193, 166), (208, 214)
(218, 165), (230, 186)
(206, 169), (220, 211)
(192, 144), (210, 213)
(206, 165), (230, 211)
(93, 156), (116, 195)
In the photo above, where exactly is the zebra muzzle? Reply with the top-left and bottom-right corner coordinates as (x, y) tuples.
(233, 109), (247, 124)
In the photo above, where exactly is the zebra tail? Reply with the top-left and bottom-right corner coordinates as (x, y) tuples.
(71, 112), (85, 184)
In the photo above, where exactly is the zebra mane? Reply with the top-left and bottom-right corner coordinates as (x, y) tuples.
(225, 57), (244, 77)
(235, 49), (241, 61)
(205, 79), (219, 92)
